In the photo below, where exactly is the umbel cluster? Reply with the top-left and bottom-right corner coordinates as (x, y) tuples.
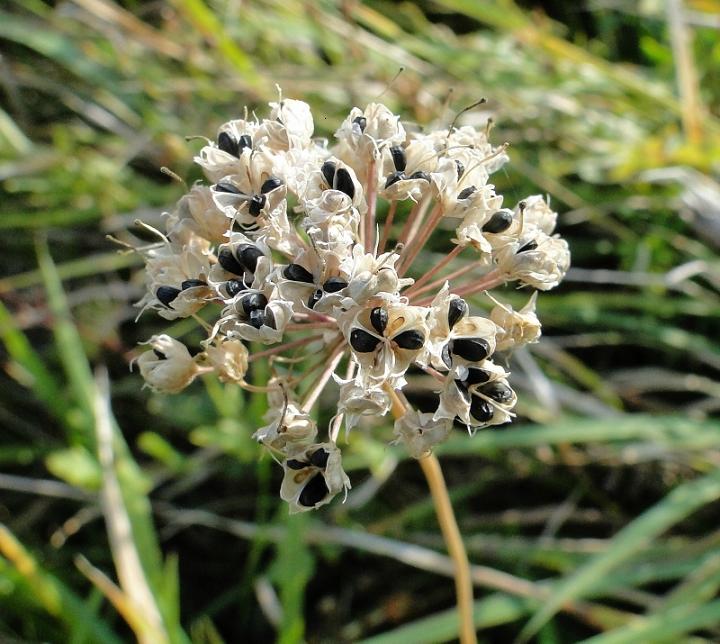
(132, 95), (570, 512)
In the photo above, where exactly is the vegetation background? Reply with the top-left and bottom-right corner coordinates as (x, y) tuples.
(1, 0), (720, 642)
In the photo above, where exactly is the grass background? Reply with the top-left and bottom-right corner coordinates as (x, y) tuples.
(1, 0), (720, 642)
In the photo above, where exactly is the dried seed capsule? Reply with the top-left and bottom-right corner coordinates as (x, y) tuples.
(458, 186), (476, 200)
(465, 368), (490, 385)
(309, 448), (329, 469)
(299, 474), (329, 507)
(393, 329), (425, 350)
(452, 337), (491, 362)
(307, 289), (323, 309)
(390, 146), (407, 172)
(409, 170), (431, 182)
(237, 244), (263, 273)
(385, 171), (405, 188)
(334, 167), (355, 199)
(480, 382), (513, 404)
(218, 248), (245, 275)
(260, 177), (282, 194)
(322, 277), (347, 292)
(447, 297), (468, 330)
(181, 279), (207, 290)
(241, 292), (268, 314)
(238, 134), (253, 152)
(225, 279), (245, 298)
(156, 286), (181, 308)
(283, 263), (315, 283)
(217, 131), (240, 157)
(482, 209), (513, 234)
(321, 161), (336, 188)
(214, 181), (242, 194)
(455, 159), (465, 179)
(248, 194), (266, 217)
(470, 396), (495, 423)
(518, 239), (538, 253)
(353, 115), (367, 131)
(370, 307), (388, 335)
(286, 458), (307, 470)
(249, 308), (265, 328)
(350, 328), (381, 353)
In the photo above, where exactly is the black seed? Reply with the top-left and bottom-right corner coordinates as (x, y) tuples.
(394, 329), (425, 350)
(309, 448), (330, 469)
(322, 277), (347, 293)
(441, 342), (453, 369)
(217, 131), (240, 157)
(298, 473), (329, 507)
(321, 161), (336, 188)
(458, 186), (476, 200)
(454, 379), (470, 401)
(283, 263), (314, 283)
(465, 368), (490, 385)
(470, 396), (495, 423)
(452, 337), (491, 362)
(238, 134), (252, 152)
(248, 194), (266, 217)
(334, 167), (355, 199)
(225, 279), (245, 298)
(352, 116), (367, 132)
(260, 177), (282, 194)
(286, 458), (307, 470)
(455, 159), (465, 179)
(156, 286), (181, 308)
(518, 239), (538, 253)
(370, 307), (388, 335)
(409, 170), (431, 182)
(263, 308), (276, 329)
(483, 209), (514, 234)
(181, 279), (207, 290)
(390, 146), (406, 172)
(214, 181), (242, 194)
(237, 244), (263, 273)
(218, 248), (245, 274)
(480, 382), (513, 404)
(385, 171), (405, 189)
(307, 289), (323, 309)
(241, 292), (268, 314)
(153, 349), (166, 360)
(447, 297), (468, 330)
(249, 308), (265, 328)
(350, 328), (380, 353)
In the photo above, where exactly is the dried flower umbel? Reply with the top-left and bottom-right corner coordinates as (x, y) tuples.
(131, 94), (570, 513)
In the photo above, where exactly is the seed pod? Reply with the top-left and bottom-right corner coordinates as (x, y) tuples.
(390, 146), (407, 172)
(447, 297), (468, 330)
(214, 181), (242, 194)
(322, 277), (347, 293)
(518, 239), (538, 253)
(249, 309), (265, 329)
(321, 161), (336, 188)
(286, 458), (307, 470)
(307, 289), (323, 309)
(353, 116), (367, 131)
(241, 292), (268, 314)
(283, 263), (314, 283)
(260, 177), (282, 194)
(482, 209), (513, 234)
(470, 396), (495, 423)
(480, 382), (513, 404)
(237, 244), (264, 273)
(238, 134), (253, 152)
(452, 337), (491, 362)
(156, 286), (181, 308)
(217, 131), (240, 157)
(350, 328), (381, 353)
(298, 474), (329, 507)
(334, 167), (355, 199)
(458, 186), (476, 200)
(218, 248), (245, 275)
(409, 170), (431, 182)
(309, 448), (329, 469)
(248, 194), (266, 217)
(370, 307), (388, 335)
(465, 368), (490, 385)
(181, 279), (207, 290)
(225, 279), (245, 298)
(394, 329), (425, 350)
(385, 171), (405, 189)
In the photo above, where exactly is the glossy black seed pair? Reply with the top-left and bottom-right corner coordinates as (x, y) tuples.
(156, 279), (209, 308)
(350, 307), (425, 353)
(240, 292), (275, 329)
(321, 161), (355, 199)
(441, 337), (491, 368)
(213, 177), (282, 217)
(468, 383), (512, 423)
(286, 448), (332, 507)
(306, 278), (349, 308)
(217, 131), (252, 157)
(218, 244), (264, 275)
